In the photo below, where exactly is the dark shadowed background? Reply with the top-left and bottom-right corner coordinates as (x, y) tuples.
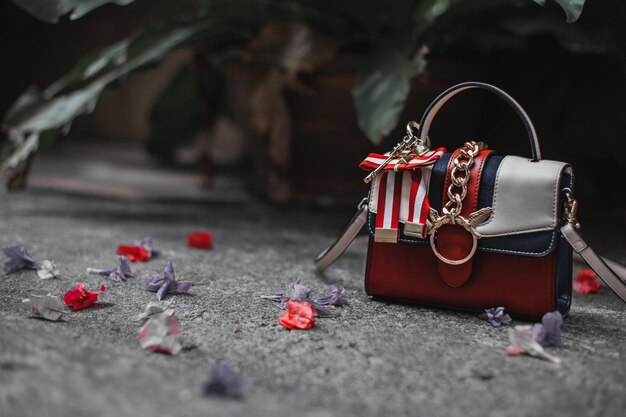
(0, 0), (624, 230)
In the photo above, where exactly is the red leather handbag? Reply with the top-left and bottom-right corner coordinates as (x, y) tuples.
(315, 82), (626, 318)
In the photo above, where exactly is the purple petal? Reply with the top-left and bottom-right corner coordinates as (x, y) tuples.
(156, 283), (170, 300)
(172, 281), (191, 294)
(163, 261), (176, 281)
(311, 302), (334, 317)
(314, 284), (348, 306)
(147, 261), (191, 299)
(284, 279), (311, 302)
(118, 256), (133, 278)
(265, 280), (309, 304)
(532, 311), (563, 347)
(480, 307), (512, 327)
(108, 269), (125, 282)
(3, 244), (36, 273)
(203, 362), (244, 399)
(147, 276), (166, 291)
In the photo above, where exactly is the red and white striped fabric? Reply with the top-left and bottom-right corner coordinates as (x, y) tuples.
(374, 171), (403, 243)
(359, 148), (445, 173)
(361, 148), (445, 243)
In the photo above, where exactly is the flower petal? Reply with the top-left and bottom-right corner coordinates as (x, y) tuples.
(156, 283), (170, 301)
(3, 244), (36, 273)
(116, 245), (151, 262)
(138, 314), (182, 355)
(532, 311), (563, 347)
(203, 362), (244, 398)
(574, 269), (602, 294)
(187, 232), (213, 250)
(23, 291), (65, 321)
(63, 283), (102, 311)
(278, 301), (316, 330)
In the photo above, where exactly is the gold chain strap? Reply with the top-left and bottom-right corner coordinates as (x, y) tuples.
(427, 141), (492, 265)
(442, 141), (486, 218)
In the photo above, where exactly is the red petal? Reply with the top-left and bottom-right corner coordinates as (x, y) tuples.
(187, 232), (213, 250)
(574, 269), (602, 294)
(63, 283), (101, 310)
(116, 245), (151, 262)
(99, 284), (106, 292)
(70, 297), (96, 311)
(278, 312), (295, 329)
(63, 283), (87, 304)
(279, 301), (316, 330)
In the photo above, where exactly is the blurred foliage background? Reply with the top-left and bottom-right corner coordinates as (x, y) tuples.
(0, 0), (624, 224)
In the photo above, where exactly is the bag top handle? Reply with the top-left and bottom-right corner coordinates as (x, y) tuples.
(416, 82), (542, 161)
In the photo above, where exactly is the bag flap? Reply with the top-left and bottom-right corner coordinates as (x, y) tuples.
(367, 153), (574, 257)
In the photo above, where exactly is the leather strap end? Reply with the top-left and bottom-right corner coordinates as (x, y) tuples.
(314, 205), (368, 271)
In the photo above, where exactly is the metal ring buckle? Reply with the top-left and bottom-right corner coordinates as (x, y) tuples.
(429, 226), (478, 266)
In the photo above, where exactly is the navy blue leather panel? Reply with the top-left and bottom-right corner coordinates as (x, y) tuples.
(555, 234), (573, 315)
(477, 155), (503, 209)
(426, 152), (451, 213)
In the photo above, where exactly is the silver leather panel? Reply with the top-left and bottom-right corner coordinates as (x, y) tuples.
(476, 156), (570, 237)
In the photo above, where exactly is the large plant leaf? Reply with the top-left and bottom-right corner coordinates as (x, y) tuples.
(352, 44), (426, 144)
(11, 0), (136, 23)
(352, 0), (464, 143)
(531, 0), (586, 23)
(1, 21), (213, 185)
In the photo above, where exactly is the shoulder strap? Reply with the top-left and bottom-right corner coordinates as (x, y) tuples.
(314, 206), (626, 303)
(314, 204), (368, 271)
(561, 223), (626, 302)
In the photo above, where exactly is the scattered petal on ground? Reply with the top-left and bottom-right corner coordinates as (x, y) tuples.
(3, 244), (36, 274)
(266, 279), (311, 304)
(187, 232), (213, 250)
(263, 280), (348, 317)
(202, 361), (244, 399)
(480, 307), (512, 327)
(37, 260), (60, 280)
(573, 269), (602, 294)
(138, 300), (174, 320)
(116, 245), (151, 262)
(278, 300), (317, 330)
(138, 313), (182, 355)
(506, 325), (561, 365)
(532, 311), (563, 347)
(146, 261), (191, 300)
(313, 284), (349, 307)
(88, 257), (133, 282)
(63, 283), (105, 311)
(23, 290), (65, 321)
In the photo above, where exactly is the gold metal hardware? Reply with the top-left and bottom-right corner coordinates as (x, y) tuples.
(564, 191), (580, 229)
(374, 228), (399, 243)
(363, 121), (430, 184)
(403, 222), (425, 237)
(427, 141), (492, 265)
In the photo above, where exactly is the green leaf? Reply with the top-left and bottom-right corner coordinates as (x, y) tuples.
(352, 0), (470, 144)
(352, 44), (426, 144)
(11, 0), (135, 23)
(531, 0), (586, 23)
(1, 20), (213, 181)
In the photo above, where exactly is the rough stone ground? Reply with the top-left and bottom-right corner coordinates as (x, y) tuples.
(0, 191), (624, 417)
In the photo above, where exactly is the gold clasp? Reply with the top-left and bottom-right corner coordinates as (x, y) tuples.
(363, 121), (429, 184)
(564, 191), (580, 229)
